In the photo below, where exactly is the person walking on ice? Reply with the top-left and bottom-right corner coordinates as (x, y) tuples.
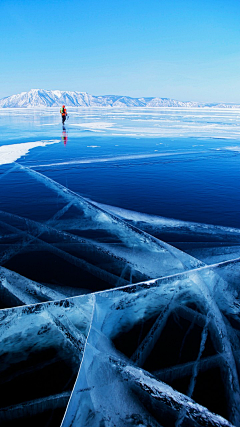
(60, 105), (68, 126)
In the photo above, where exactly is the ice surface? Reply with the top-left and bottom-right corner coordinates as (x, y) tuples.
(1, 109), (240, 426)
(1, 164), (240, 425)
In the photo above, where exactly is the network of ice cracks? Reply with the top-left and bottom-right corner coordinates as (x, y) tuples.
(1, 163), (240, 427)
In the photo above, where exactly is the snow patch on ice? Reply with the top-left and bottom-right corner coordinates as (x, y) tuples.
(0, 140), (60, 165)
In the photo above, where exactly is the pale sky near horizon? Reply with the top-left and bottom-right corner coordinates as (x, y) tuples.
(1, 0), (240, 103)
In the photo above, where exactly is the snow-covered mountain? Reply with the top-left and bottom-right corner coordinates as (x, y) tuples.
(0, 88), (239, 108)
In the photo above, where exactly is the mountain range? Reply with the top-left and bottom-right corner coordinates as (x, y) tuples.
(0, 88), (239, 108)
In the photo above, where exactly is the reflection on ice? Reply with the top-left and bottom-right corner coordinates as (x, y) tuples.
(0, 161), (240, 426)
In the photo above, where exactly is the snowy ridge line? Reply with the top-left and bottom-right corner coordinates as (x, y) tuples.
(1, 88), (240, 109)
(29, 149), (208, 168)
(16, 162), (203, 272)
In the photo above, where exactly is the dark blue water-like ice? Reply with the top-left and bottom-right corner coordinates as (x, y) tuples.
(41, 139), (240, 228)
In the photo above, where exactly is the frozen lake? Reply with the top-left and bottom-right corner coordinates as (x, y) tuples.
(1, 107), (240, 227)
(1, 107), (240, 427)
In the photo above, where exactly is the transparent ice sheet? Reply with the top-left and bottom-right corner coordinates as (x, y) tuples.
(0, 123), (240, 425)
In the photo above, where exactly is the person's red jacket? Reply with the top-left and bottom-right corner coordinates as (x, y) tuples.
(60, 106), (67, 116)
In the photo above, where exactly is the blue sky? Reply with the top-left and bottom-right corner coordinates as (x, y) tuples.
(1, 0), (240, 102)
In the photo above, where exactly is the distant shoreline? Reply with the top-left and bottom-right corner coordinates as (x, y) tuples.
(1, 106), (240, 110)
